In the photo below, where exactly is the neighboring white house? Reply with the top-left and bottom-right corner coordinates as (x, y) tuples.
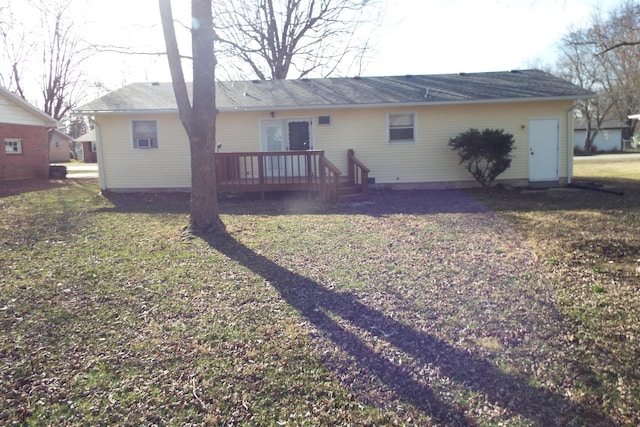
(574, 119), (628, 153)
(74, 70), (594, 192)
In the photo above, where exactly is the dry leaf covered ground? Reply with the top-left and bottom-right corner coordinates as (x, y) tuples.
(0, 159), (638, 425)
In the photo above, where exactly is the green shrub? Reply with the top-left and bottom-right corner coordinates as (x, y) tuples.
(448, 128), (515, 189)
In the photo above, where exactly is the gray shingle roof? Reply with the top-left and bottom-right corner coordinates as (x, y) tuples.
(75, 69), (594, 113)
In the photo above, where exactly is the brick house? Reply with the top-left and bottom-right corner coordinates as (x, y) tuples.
(1, 86), (58, 180)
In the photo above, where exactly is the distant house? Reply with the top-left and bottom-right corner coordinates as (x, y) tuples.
(1, 86), (58, 181)
(48, 129), (73, 163)
(76, 129), (97, 163)
(75, 70), (593, 193)
(574, 119), (628, 153)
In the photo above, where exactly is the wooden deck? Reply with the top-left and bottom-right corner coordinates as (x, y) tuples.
(215, 149), (369, 202)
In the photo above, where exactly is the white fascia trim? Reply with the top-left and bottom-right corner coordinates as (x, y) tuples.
(0, 86), (58, 126)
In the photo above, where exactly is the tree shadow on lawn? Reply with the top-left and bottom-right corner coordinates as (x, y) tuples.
(206, 233), (614, 426)
(0, 178), (69, 198)
(99, 189), (497, 217)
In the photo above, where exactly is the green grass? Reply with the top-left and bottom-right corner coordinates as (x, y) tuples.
(574, 154), (640, 181)
(1, 155), (640, 425)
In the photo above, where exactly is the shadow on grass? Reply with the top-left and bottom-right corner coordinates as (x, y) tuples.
(206, 233), (613, 425)
(97, 184), (640, 219)
(0, 178), (69, 198)
(98, 189), (493, 217)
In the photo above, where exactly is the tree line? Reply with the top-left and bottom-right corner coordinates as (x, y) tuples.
(557, 0), (640, 153)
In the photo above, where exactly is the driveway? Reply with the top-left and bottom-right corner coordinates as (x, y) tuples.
(65, 163), (98, 178)
(574, 153), (640, 162)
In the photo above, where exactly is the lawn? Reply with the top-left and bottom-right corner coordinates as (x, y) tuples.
(1, 157), (638, 426)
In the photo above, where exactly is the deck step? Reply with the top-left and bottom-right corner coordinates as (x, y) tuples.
(338, 185), (362, 196)
(336, 182), (367, 202)
(337, 192), (367, 202)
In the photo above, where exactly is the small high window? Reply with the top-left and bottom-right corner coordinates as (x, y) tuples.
(388, 113), (415, 143)
(132, 120), (158, 149)
(4, 138), (22, 154)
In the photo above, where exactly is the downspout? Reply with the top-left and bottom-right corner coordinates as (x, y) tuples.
(566, 104), (580, 185)
(94, 121), (107, 191)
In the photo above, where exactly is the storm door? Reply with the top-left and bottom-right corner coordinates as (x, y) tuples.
(260, 120), (285, 176)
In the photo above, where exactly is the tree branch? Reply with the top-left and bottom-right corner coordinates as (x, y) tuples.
(159, 0), (192, 135)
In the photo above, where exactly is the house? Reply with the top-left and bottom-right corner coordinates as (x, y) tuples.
(574, 119), (628, 153)
(76, 129), (98, 163)
(48, 129), (73, 163)
(1, 86), (58, 181)
(74, 70), (593, 194)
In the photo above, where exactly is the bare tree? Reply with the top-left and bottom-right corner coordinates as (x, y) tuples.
(557, 28), (616, 153)
(159, 0), (226, 236)
(595, 1), (640, 54)
(0, 0), (30, 93)
(213, 0), (379, 80)
(590, 1), (640, 136)
(557, 1), (640, 151)
(0, 0), (93, 121)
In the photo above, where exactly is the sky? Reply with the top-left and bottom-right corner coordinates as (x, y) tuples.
(6, 0), (628, 101)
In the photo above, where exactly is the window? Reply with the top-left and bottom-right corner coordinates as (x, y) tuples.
(54, 140), (61, 149)
(132, 120), (158, 149)
(5, 138), (22, 154)
(388, 113), (415, 143)
(91, 142), (97, 152)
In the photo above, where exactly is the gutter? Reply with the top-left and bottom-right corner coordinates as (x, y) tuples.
(94, 122), (107, 191)
(566, 103), (583, 185)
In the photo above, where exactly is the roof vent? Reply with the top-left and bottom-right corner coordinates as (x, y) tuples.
(510, 69), (520, 73)
(150, 82), (160, 86)
(353, 76), (361, 80)
(459, 72), (467, 76)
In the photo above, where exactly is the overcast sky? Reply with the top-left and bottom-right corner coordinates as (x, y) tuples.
(7, 0), (627, 100)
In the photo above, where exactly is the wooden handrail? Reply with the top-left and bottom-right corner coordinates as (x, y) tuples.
(216, 150), (344, 202)
(214, 150), (371, 202)
(319, 155), (341, 203)
(347, 149), (369, 196)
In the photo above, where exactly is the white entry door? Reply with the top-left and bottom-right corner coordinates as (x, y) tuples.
(528, 118), (559, 182)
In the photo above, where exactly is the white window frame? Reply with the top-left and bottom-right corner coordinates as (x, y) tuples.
(5, 138), (22, 154)
(387, 112), (416, 144)
(131, 120), (159, 149)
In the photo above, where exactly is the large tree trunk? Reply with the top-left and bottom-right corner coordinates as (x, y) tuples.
(189, 0), (225, 234)
(159, 0), (226, 236)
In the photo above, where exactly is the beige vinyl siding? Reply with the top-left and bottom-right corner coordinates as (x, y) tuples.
(217, 112), (262, 152)
(96, 99), (573, 190)
(97, 113), (191, 190)
(234, 100), (572, 185)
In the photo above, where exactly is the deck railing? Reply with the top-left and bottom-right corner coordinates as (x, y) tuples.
(347, 148), (370, 196)
(215, 149), (367, 202)
(215, 150), (342, 201)
(318, 155), (341, 203)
